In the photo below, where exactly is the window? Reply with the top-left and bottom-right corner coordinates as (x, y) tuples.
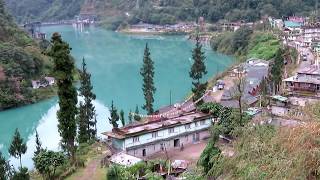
(168, 128), (174, 133)
(185, 124), (191, 130)
(200, 120), (206, 125)
(195, 122), (199, 127)
(152, 132), (158, 138)
(133, 136), (139, 143)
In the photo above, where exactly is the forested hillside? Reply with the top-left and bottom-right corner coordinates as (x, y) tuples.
(5, 0), (84, 23)
(0, 0), (53, 109)
(5, 0), (318, 25)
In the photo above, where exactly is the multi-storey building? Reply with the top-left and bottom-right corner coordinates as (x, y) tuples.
(103, 111), (212, 158)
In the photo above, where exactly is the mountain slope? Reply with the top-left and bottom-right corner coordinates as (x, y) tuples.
(0, 0), (53, 109)
(5, 0), (318, 26)
(5, 0), (84, 23)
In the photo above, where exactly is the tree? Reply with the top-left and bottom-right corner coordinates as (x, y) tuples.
(231, 68), (246, 123)
(270, 48), (284, 94)
(128, 109), (133, 124)
(78, 58), (97, 144)
(190, 34), (207, 103)
(134, 105), (141, 121)
(12, 167), (29, 180)
(33, 150), (66, 179)
(140, 43), (156, 115)
(0, 152), (11, 180)
(198, 141), (221, 176)
(109, 101), (119, 129)
(120, 109), (125, 127)
(48, 32), (78, 162)
(231, 27), (253, 54)
(34, 130), (42, 157)
(9, 128), (27, 169)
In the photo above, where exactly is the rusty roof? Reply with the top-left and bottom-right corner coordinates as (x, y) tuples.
(102, 111), (211, 139)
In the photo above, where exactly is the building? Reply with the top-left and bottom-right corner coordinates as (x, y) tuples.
(283, 66), (320, 93)
(301, 24), (320, 47)
(32, 76), (55, 89)
(268, 17), (284, 30)
(103, 111), (212, 158)
(221, 58), (270, 108)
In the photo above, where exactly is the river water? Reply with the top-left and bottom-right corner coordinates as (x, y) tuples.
(0, 25), (233, 168)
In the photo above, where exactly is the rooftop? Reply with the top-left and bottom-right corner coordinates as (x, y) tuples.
(102, 111), (211, 139)
(297, 66), (320, 75)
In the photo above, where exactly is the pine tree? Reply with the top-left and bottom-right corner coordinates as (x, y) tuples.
(120, 109), (125, 127)
(140, 43), (156, 115)
(128, 109), (133, 124)
(109, 101), (119, 129)
(190, 34), (207, 103)
(48, 33), (77, 162)
(78, 58), (97, 143)
(34, 130), (42, 156)
(9, 128), (27, 169)
(270, 48), (284, 94)
(134, 105), (141, 121)
(0, 152), (10, 180)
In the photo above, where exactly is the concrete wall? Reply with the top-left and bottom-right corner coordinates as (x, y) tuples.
(126, 129), (210, 158)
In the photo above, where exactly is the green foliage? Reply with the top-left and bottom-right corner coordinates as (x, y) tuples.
(48, 32), (78, 162)
(0, 152), (11, 180)
(211, 30), (281, 61)
(78, 58), (97, 144)
(198, 102), (222, 118)
(140, 43), (156, 115)
(5, 0), (84, 23)
(0, 1), (53, 109)
(128, 109), (133, 124)
(190, 35), (207, 104)
(134, 105), (141, 121)
(120, 109), (125, 126)
(247, 33), (280, 60)
(270, 48), (285, 93)
(34, 130), (42, 157)
(9, 128), (27, 168)
(33, 149), (66, 179)
(198, 141), (221, 176)
(109, 101), (119, 129)
(12, 167), (29, 180)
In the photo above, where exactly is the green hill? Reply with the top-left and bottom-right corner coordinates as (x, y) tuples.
(4, 0), (318, 26)
(0, 0), (53, 110)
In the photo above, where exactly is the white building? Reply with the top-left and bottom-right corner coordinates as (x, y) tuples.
(32, 76), (55, 89)
(103, 111), (212, 158)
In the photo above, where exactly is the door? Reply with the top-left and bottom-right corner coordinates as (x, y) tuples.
(142, 149), (146, 157)
(174, 139), (180, 147)
(193, 133), (200, 143)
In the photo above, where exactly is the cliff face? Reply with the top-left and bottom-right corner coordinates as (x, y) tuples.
(0, 0), (53, 109)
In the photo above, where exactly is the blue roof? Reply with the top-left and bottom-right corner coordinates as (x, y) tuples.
(284, 21), (302, 28)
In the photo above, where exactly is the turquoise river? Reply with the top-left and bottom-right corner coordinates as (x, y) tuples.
(0, 25), (233, 168)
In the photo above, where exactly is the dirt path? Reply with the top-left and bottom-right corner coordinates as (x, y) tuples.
(77, 158), (101, 180)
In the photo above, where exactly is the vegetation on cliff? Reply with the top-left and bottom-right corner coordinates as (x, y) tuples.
(5, 0), (319, 29)
(0, 0), (53, 110)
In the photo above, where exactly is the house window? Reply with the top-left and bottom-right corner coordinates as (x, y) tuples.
(185, 124), (191, 130)
(152, 132), (158, 138)
(195, 122), (199, 127)
(200, 120), (206, 125)
(168, 128), (174, 133)
(133, 136), (139, 143)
